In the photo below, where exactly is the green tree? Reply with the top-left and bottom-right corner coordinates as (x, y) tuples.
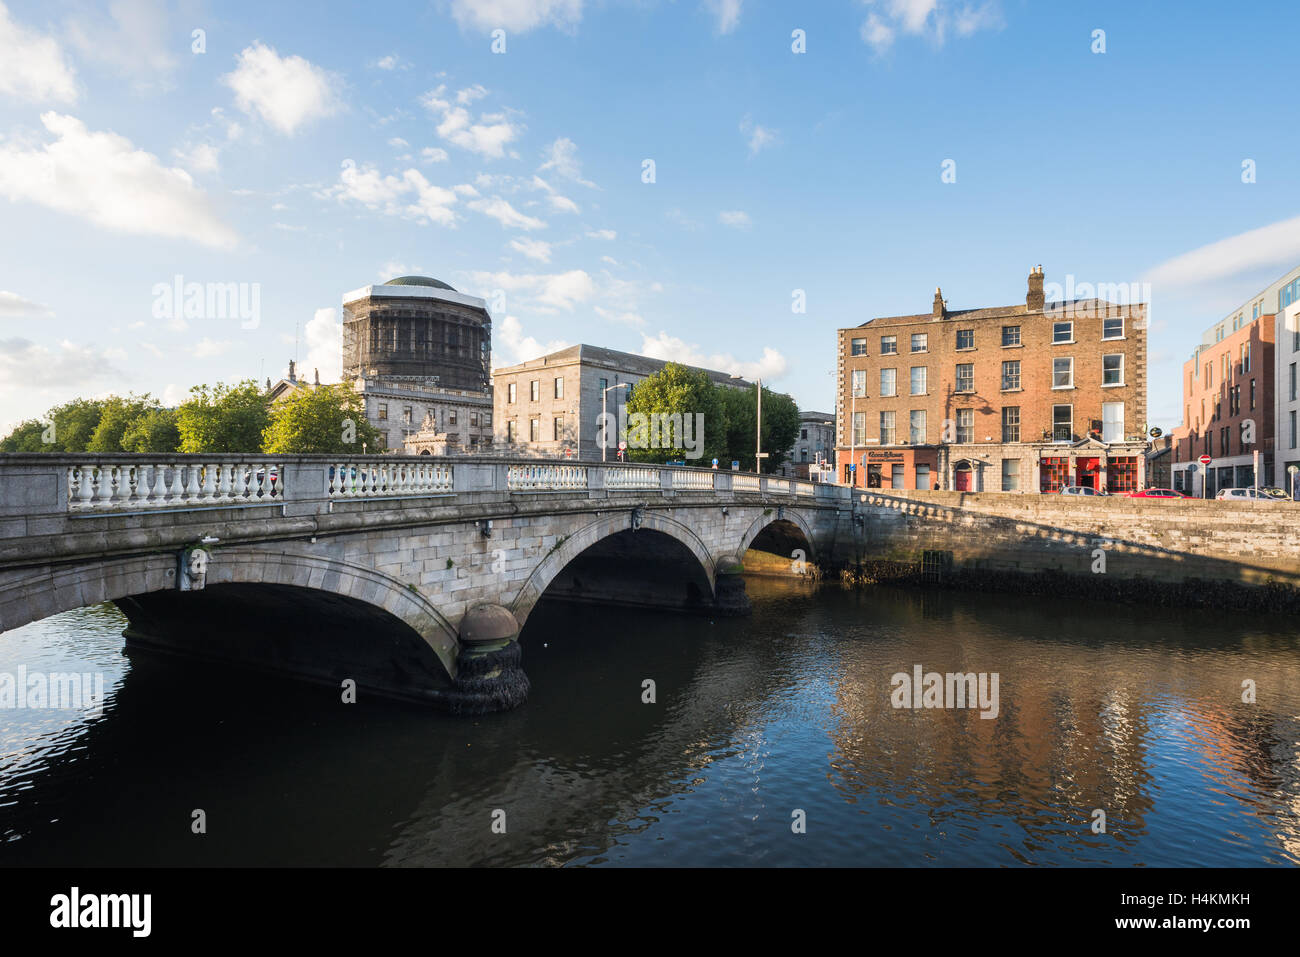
(0, 419), (52, 452)
(120, 407), (181, 453)
(87, 395), (157, 452)
(716, 383), (800, 472)
(622, 362), (727, 464)
(261, 383), (381, 454)
(177, 380), (271, 453)
(48, 398), (107, 451)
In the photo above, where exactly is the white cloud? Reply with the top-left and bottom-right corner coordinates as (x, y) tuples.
(594, 306), (645, 327)
(223, 42), (341, 135)
(322, 160), (467, 227)
(375, 54), (404, 70)
(304, 308), (342, 383)
(539, 137), (598, 188)
(421, 85), (521, 158)
(65, 0), (179, 92)
(468, 196), (547, 230)
(586, 228), (616, 240)
(494, 315), (571, 367)
(600, 255), (619, 265)
(388, 136), (409, 148)
(468, 269), (595, 311)
(639, 332), (787, 381)
(0, 112), (238, 248)
(0, 1), (77, 103)
(173, 142), (220, 174)
(1145, 215), (1300, 287)
(449, 0), (583, 33)
(380, 262), (427, 281)
(705, 0), (743, 34)
(0, 291), (53, 318)
(192, 338), (233, 358)
(457, 84), (489, 105)
(0, 337), (123, 392)
(740, 116), (778, 156)
(860, 0), (1002, 52)
(719, 210), (751, 228)
(531, 175), (579, 214)
(509, 237), (553, 262)
(421, 146), (450, 163)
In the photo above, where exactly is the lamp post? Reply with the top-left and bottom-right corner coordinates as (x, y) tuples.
(755, 377), (762, 474)
(601, 381), (629, 462)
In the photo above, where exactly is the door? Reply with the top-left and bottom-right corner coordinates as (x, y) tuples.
(1076, 457), (1099, 490)
(954, 462), (973, 491)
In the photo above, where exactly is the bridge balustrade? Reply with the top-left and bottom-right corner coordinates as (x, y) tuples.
(67, 461), (281, 511)
(506, 464), (589, 491)
(605, 466), (660, 490)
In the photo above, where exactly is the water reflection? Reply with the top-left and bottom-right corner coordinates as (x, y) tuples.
(0, 582), (1297, 866)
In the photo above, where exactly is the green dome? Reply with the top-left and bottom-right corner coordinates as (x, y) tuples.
(384, 275), (457, 292)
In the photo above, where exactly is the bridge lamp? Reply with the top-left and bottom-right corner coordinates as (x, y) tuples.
(477, 519), (492, 538)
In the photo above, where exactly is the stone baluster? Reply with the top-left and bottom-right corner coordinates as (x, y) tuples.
(201, 463), (217, 502)
(150, 464), (168, 505)
(77, 467), (95, 508)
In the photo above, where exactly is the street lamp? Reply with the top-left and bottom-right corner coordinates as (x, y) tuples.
(601, 381), (630, 462)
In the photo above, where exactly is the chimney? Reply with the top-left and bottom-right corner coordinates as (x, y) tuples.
(1027, 265), (1045, 311)
(932, 286), (945, 319)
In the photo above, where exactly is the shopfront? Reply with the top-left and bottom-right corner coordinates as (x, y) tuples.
(863, 448), (938, 490)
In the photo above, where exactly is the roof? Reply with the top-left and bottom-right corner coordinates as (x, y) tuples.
(494, 343), (754, 388)
(848, 299), (1140, 329)
(383, 275), (457, 291)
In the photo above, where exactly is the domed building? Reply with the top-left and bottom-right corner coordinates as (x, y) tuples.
(340, 275), (495, 453)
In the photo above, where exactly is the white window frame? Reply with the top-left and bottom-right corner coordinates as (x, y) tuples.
(1052, 321), (1074, 344)
(1102, 353), (1124, 386)
(910, 366), (927, 396)
(1052, 357), (1074, 389)
(880, 368), (897, 397)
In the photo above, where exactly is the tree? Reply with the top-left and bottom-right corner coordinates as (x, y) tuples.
(177, 380), (271, 453)
(261, 384), (381, 454)
(120, 407), (181, 453)
(48, 398), (107, 451)
(87, 395), (157, 452)
(622, 362), (727, 464)
(0, 419), (51, 452)
(716, 382), (800, 472)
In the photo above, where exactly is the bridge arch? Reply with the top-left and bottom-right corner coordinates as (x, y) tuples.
(510, 510), (717, 627)
(0, 547), (461, 684)
(736, 508), (818, 564)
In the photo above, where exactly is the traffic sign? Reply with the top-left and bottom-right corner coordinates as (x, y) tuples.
(1199, 454), (1212, 466)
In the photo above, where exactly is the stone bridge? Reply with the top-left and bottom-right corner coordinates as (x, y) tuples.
(0, 455), (855, 712)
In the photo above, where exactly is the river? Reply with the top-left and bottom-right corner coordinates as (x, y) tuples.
(2, 579), (1298, 866)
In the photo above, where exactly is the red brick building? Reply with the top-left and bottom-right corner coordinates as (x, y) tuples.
(835, 268), (1149, 493)
(1170, 315), (1275, 496)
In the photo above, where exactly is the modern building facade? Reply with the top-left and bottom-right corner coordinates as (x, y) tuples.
(492, 344), (752, 460)
(834, 267), (1149, 493)
(1276, 301), (1300, 492)
(780, 411), (835, 478)
(1170, 309), (1274, 497)
(339, 276), (495, 453)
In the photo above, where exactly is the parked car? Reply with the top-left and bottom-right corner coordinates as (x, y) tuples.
(1216, 487), (1268, 500)
(1126, 488), (1190, 499)
(1256, 486), (1290, 499)
(1059, 485), (1104, 496)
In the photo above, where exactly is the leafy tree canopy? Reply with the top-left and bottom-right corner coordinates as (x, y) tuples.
(622, 362), (728, 464)
(177, 380), (271, 453)
(262, 384), (382, 454)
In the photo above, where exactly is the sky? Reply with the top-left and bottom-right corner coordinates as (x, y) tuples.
(2, 0), (1300, 435)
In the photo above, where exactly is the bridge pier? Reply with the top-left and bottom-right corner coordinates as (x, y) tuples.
(712, 556), (751, 616)
(449, 603), (530, 714)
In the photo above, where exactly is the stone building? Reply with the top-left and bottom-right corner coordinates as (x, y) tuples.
(339, 276), (494, 453)
(834, 267), (1149, 493)
(492, 344), (752, 460)
(780, 411), (835, 478)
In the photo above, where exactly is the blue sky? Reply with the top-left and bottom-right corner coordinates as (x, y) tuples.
(2, 0), (1299, 434)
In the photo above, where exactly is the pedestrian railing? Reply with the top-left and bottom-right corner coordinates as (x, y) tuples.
(507, 464), (589, 491)
(671, 470), (715, 490)
(329, 461), (452, 498)
(68, 462), (282, 511)
(733, 474), (762, 492)
(606, 466), (661, 490)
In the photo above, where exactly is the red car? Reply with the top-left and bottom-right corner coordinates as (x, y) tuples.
(1126, 488), (1190, 499)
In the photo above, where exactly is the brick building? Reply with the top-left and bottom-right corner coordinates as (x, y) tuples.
(834, 267), (1149, 493)
(1170, 311), (1275, 496)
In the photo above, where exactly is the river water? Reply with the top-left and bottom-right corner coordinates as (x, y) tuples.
(1, 579), (1298, 867)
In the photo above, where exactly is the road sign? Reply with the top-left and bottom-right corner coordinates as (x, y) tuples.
(618, 441), (627, 451)
(711, 458), (719, 469)
(1199, 454), (1212, 466)
(731, 461), (740, 471)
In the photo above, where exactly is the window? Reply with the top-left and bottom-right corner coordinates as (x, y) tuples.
(1240, 419), (1252, 451)
(852, 412), (866, 446)
(1205, 363), (1212, 388)
(1250, 378), (1256, 411)
(1002, 325), (1021, 347)
(801, 428), (808, 440)
(851, 369), (866, 397)
(1103, 317), (1124, 339)
(909, 410), (927, 444)
(1053, 321), (1073, 343)
(599, 377), (608, 392)
(1102, 401), (1124, 443)
(529, 380), (540, 402)
(1291, 363), (1297, 402)
(1001, 458), (1020, 491)
(554, 377), (564, 399)
(956, 329), (974, 350)
(955, 409), (974, 443)
(484, 413), (492, 427)
(1001, 406), (1020, 443)
(915, 465), (931, 490)
(1103, 354), (1124, 385)
(880, 368), (897, 396)
(448, 409), (457, 426)
(403, 406), (413, 424)
(879, 411), (896, 445)
(1053, 357), (1074, 388)
(506, 421), (517, 442)
(377, 403), (388, 421)
(1292, 411), (1297, 450)
(955, 363), (974, 393)
(911, 333), (928, 353)
(470, 412), (479, 427)
(529, 418), (540, 442)
(1002, 360), (1021, 390)
(1052, 405), (1073, 442)
(1109, 457), (1138, 493)
(554, 416), (564, 440)
(1242, 343), (1251, 373)
(507, 382), (517, 403)
(1221, 354), (1228, 380)
(910, 366), (927, 395)
(851, 337), (867, 356)
(891, 464), (905, 489)
(1041, 456), (1070, 492)
(880, 335), (897, 355)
